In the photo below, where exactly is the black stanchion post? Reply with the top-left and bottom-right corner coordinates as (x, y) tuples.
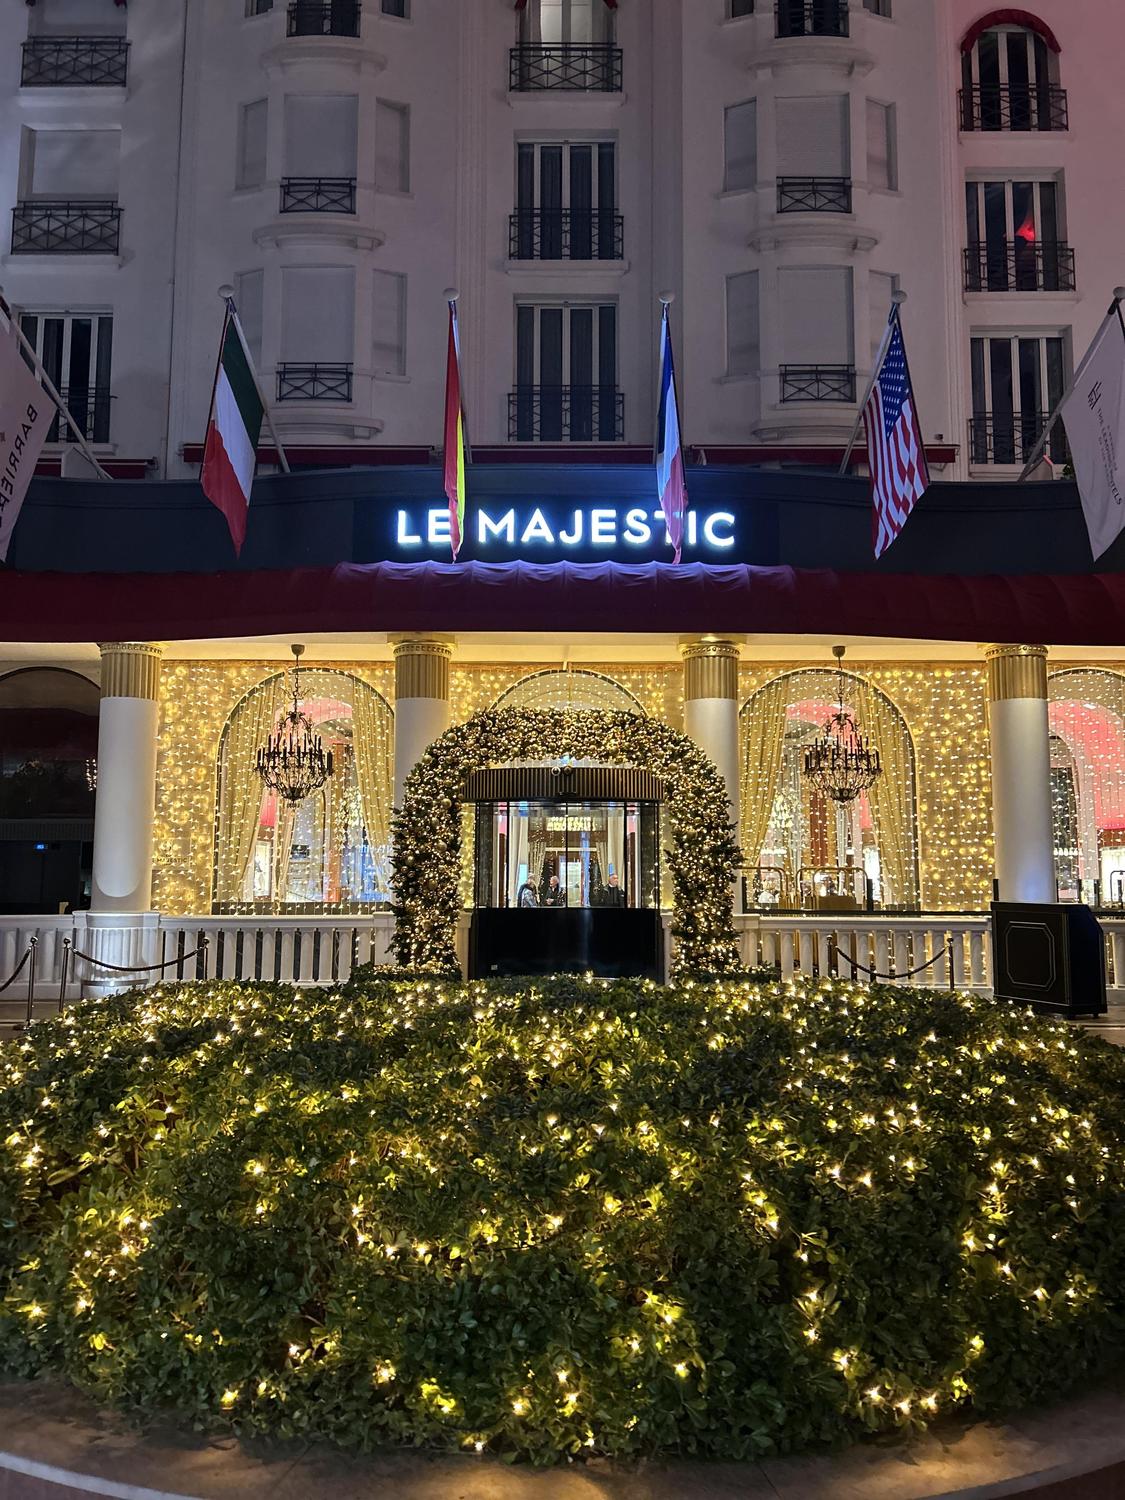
(58, 938), (70, 1013)
(199, 934), (210, 981)
(24, 936), (38, 1027)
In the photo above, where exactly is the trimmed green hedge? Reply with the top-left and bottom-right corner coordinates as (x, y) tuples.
(2, 974), (1124, 1464)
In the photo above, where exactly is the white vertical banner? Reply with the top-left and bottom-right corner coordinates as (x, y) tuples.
(1060, 310), (1125, 559)
(0, 325), (53, 562)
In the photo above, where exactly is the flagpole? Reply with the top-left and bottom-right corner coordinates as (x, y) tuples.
(1017, 286), (1125, 481)
(216, 285), (290, 474)
(838, 290), (907, 477)
(0, 289), (113, 481)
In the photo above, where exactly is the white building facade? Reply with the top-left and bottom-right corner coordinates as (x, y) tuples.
(0, 0), (1119, 476)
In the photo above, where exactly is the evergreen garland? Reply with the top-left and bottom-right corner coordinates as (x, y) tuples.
(390, 708), (742, 975)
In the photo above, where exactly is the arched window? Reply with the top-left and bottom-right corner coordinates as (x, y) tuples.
(493, 669), (643, 716)
(1048, 669), (1125, 904)
(740, 669), (919, 910)
(960, 12), (1064, 132)
(213, 670), (393, 912)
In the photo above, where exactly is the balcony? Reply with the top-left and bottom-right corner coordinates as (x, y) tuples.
(509, 385), (624, 442)
(11, 201), (121, 255)
(969, 411), (1069, 467)
(777, 177), (852, 214)
(276, 363), (353, 402)
(775, 0), (849, 38)
(509, 44), (622, 93)
(20, 36), (129, 87)
(508, 208), (623, 261)
(779, 365), (856, 403)
(47, 387), (113, 445)
(280, 177), (356, 214)
(959, 83), (1068, 133)
(287, 0), (360, 37)
(963, 240), (1076, 294)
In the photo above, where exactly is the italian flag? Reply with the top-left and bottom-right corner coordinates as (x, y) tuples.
(444, 300), (468, 559)
(201, 310), (264, 556)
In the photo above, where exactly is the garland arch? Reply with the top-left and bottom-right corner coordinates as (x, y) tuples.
(390, 708), (742, 976)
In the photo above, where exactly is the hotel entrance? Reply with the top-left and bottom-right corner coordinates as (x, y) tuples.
(466, 766), (663, 980)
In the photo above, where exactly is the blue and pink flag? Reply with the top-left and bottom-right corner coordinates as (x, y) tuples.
(655, 302), (687, 563)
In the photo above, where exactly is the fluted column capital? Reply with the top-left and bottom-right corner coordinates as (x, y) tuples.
(392, 637), (453, 701)
(983, 644), (1048, 702)
(97, 643), (163, 701)
(680, 637), (740, 702)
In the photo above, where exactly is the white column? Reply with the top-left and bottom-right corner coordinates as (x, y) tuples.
(681, 638), (741, 836)
(986, 644), (1056, 904)
(392, 638), (452, 812)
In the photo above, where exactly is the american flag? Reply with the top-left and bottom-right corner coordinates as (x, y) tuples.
(863, 312), (929, 558)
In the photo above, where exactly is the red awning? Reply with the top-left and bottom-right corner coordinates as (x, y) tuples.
(3, 562), (1125, 647)
(960, 10), (1061, 53)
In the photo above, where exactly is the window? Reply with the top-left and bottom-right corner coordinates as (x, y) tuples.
(512, 303), (620, 441)
(775, 95), (850, 179)
(234, 271), (264, 366)
(280, 266), (355, 397)
(970, 331), (1067, 464)
(381, 0), (408, 14)
(964, 177), (1072, 291)
(514, 140), (616, 259)
(372, 270), (406, 376)
(18, 311), (112, 443)
(961, 22), (1065, 131)
(236, 100), (267, 190)
(22, 128), (120, 200)
(29, 0), (127, 34)
(375, 100), (410, 193)
(868, 271), (899, 363)
(863, 0), (891, 14)
(778, 267), (854, 399)
(726, 271), (759, 377)
(723, 101), (757, 192)
(519, 0), (615, 45)
(284, 95), (358, 178)
(246, 0), (273, 14)
(865, 100), (896, 190)
(728, 0), (754, 15)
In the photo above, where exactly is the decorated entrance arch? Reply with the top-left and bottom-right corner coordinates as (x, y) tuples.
(391, 708), (742, 975)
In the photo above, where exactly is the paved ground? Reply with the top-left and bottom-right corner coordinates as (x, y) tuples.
(1078, 994), (1125, 1046)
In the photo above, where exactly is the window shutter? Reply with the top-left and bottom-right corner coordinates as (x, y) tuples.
(281, 267), (355, 363)
(372, 270), (406, 376)
(723, 101), (757, 192)
(235, 271), (265, 366)
(28, 130), (120, 199)
(865, 100), (895, 190)
(775, 96), (849, 177)
(284, 95), (358, 178)
(375, 101), (410, 193)
(779, 267), (853, 364)
(726, 271), (759, 376)
(237, 100), (267, 190)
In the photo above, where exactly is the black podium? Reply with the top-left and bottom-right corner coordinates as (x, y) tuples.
(470, 907), (664, 982)
(990, 902), (1108, 1017)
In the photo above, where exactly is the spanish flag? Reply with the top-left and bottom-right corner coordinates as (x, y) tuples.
(443, 296), (468, 559)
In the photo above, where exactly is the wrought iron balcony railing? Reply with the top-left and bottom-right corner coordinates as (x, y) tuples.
(509, 44), (622, 92)
(963, 240), (1076, 293)
(958, 82), (1068, 132)
(969, 411), (1069, 467)
(775, 0), (849, 37)
(508, 208), (624, 261)
(277, 363), (353, 402)
(46, 386), (113, 445)
(280, 177), (357, 214)
(509, 385), (624, 442)
(287, 0), (360, 37)
(11, 201), (121, 255)
(21, 36), (129, 87)
(777, 177), (852, 213)
(779, 365), (856, 402)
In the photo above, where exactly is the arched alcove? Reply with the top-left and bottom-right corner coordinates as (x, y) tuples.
(1048, 669), (1125, 903)
(740, 668), (920, 910)
(492, 669), (645, 717)
(213, 669), (394, 912)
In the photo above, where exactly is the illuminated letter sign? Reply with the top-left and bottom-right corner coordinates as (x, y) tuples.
(391, 502), (739, 561)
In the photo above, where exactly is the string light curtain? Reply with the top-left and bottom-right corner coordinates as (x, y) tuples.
(740, 669), (920, 909)
(215, 675), (288, 904)
(351, 680), (395, 894)
(493, 669), (644, 716)
(1048, 668), (1125, 898)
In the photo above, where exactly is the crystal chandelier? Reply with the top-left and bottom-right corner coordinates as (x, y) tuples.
(255, 644), (334, 804)
(802, 645), (882, 805)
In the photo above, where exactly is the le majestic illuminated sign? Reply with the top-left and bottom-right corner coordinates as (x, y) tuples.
(394, 504), (737, 557)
